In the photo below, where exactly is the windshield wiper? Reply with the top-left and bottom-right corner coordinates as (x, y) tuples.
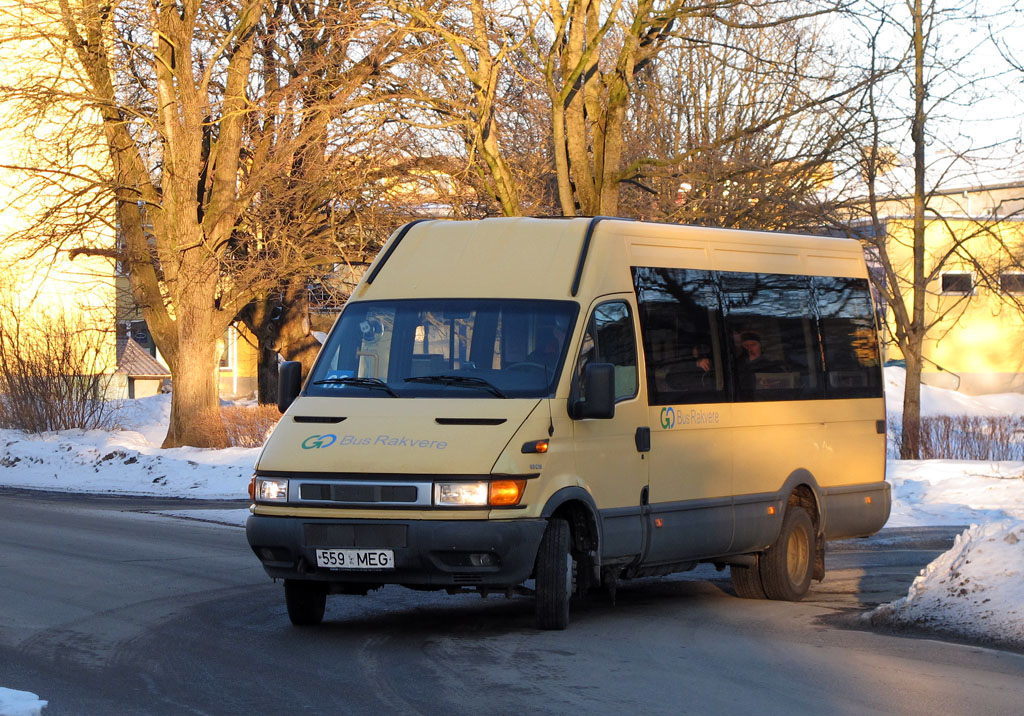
(312, 376), (397, 397)
(404, 374), (507, 398)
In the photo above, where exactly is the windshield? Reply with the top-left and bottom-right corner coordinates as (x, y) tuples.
(307, 299), (579, 399)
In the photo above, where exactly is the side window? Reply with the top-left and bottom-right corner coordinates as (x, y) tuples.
(812, 276), (883, 398)
(575, 300), (638, 402)
(720, 272), (823, 402)
(632, 267), (727, 405)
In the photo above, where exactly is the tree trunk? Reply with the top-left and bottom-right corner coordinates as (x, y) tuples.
(161, 325), (227, 449)
(900, 344), (924, 459)
(257, 345), (280, 407)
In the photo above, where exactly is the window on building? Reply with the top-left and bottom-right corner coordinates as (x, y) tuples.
(940, 272), (974, 295)
(999, 273), (1024, 294)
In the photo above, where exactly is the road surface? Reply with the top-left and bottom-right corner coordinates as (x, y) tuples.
(1, 490), (1022, 715)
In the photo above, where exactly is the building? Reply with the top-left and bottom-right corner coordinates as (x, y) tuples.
(870, 179), (1024, 394)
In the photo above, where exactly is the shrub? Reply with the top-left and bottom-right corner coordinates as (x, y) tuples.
(888, 413), (1024, 461)
(0, 309), (116, 432)
(220, 403), (281, 447)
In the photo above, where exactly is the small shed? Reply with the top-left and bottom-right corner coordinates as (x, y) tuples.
(116, 338), (171, 398)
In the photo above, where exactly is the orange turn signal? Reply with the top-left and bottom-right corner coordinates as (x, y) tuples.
(521, 440), (549, 454)
(865, 496), (872, 504)
(248, 477), (255, 500)
(489, 479), (527, 506)
(767, 506), (776, 515)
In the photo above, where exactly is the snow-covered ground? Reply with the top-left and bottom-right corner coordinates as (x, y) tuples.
(0, 688), (45, 716)
(2, 368), (1024, 710)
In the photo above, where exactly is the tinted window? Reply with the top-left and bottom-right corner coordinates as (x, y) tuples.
(812, 277), (883, 398)
(632, 267), (727, 405)
(719, 273), (822, 402)
(575, 301), (638, 402)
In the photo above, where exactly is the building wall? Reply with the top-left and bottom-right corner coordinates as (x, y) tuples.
(0, 1), (117, 374)
(882, 217), (1024, 394)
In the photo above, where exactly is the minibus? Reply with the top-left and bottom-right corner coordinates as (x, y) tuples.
(246, 217), (890, 629)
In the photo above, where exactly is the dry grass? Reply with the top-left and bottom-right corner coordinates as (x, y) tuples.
(889, 413), (1024, 461)
(220, 404), (281, 447)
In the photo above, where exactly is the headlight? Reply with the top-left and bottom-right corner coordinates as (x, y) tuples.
(255, 477), (289, 502)
(433, 480), (526, 507)
(435, 481), (488, 506)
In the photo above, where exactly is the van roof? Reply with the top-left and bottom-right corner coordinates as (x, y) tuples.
(352, 217), (868, 303)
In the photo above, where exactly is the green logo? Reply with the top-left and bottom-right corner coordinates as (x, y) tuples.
(660, 407), (675, 429)
(301, 434), (337, 449)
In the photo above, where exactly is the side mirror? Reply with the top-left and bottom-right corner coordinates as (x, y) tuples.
(571, 362), (616, 420)
(278, 361), (303, 413)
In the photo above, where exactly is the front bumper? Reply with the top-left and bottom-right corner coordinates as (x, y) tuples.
(246, 514), (547, 588)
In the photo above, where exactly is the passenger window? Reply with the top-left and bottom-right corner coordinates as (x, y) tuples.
(719, 273), (823, 402)
(576, 301), (638, 402)
(632, 267), (727, 406)
(812, 276), (883, 398)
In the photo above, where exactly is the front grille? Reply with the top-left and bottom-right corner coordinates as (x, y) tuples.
(304, 523), (408, 548)
(300, 483), (418, 503)
(452, 573), (484, 584)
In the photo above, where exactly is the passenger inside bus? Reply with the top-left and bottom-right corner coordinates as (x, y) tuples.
(735, 331), (786, 394)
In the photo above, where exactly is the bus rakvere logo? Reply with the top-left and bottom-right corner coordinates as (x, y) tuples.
(301, 434), (337, 449)
(660, 406), (721, 429)
(660, 407), (675, 429)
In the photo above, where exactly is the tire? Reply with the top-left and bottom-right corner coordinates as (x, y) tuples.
(284, 579), (327, 626)
(759, 506), (814, 601)
(535, 518), (573, 630)
(730, 559), (767, 599)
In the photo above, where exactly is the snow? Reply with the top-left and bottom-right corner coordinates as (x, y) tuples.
(0, 395), (257, 500)
(2, 370), (1024, 705)
(0, 688), (46, 716)
(866, 521), (1024, 648)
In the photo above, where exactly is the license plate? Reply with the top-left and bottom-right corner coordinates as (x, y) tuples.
(315, 548), (394, 570)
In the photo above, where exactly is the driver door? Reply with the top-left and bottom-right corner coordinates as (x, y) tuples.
(571, 298), (650, 561)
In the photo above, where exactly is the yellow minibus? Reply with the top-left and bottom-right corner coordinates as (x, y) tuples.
(247, 217), (890, 629)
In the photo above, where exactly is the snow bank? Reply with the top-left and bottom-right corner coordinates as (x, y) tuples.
(866, 521), (1024, 649)
(0, 688), (46, 716)
(0, 394), (257, 499)
(886, 460), (1024, 527)
(885, 367), (1024, 417)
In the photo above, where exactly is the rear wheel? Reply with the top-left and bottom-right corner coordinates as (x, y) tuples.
(730, 558), (767, 599)
(284, 579), (327, 626)
(759, 506), (814, 601)
(535, 518), (573, 630)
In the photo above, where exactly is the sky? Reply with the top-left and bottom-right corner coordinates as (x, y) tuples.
(1, 367), (1023, 712)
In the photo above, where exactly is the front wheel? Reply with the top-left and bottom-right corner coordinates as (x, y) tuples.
(535, 518), (574, 630)
(759, 506), (815, 601)
(284, 579), (327, 626)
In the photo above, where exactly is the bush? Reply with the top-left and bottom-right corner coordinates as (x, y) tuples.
(888, 413), (1024, 461)
(0, 309), (116, 432)
(220, 404), (281, 447)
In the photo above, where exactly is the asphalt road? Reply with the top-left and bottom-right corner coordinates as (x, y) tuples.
(2, 489), (1023, 716)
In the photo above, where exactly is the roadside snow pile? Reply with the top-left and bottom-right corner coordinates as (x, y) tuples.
(866, 521), (1024, 648)
(886, 460), (1024, 527)
(0, 395), (257, 499)
(0, 687), (46, 716)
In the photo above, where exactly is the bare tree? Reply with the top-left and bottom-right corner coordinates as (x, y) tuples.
(840, 0), (1024, 458)
(527, 0), (849, 217)
(0, 0), (415, 446)
(390, 0), (556, 216)
(618, 7), (858, 230)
